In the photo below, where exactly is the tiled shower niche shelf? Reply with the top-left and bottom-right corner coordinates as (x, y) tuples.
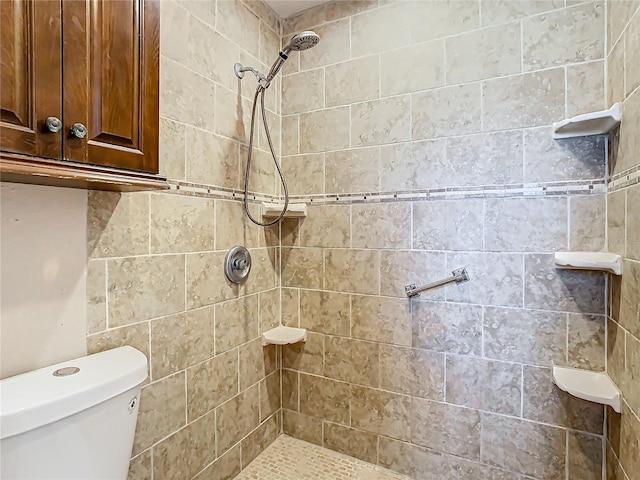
(262, 325), (307, 346)
(554, 251), (622, 275)
(552, 365), (621, 413)
(261, 202), (307, 218)
(552, 103), (621, 139)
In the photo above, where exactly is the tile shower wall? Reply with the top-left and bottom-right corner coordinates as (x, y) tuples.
(606, 2), (640, 479)
(86, 1), (283, 479)
(279, 1), (608, 479)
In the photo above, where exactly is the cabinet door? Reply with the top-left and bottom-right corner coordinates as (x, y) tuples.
(0, 0), (62, 159)
(63, 0), (159, 173)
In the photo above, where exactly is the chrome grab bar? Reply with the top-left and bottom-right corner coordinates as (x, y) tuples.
(405, 268), (470, 298)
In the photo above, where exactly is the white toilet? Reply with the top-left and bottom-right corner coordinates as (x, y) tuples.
(0, 346), (147, 480)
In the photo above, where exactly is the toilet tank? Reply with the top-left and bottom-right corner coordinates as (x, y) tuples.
(0, 346), (148, 480)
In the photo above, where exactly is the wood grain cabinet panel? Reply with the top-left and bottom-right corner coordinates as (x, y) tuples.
(0, 0), (164, 190)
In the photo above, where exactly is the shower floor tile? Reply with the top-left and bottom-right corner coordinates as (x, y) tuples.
(235, 435), (410, 480)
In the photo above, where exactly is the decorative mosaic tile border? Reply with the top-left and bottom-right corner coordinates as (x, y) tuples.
(165, 179), (606, 204)
(608, 165), (640, 192)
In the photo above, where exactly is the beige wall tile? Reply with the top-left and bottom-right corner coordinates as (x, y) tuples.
(240, 415), (278, 468)
(483, 306), (567, 366)
(325, 248), (380, 295)
(626, 11), (640, 96)
(569, 195), (606, 251)
(626, 333), (640, 416)
(480, 0), (564, 27)
(281, 288), (300, 327)
(281, 115), (299, 156)
(480, 412), (566, 478)
(522, 2), (605, 70)
(281, 247), (324, 289)
(351, 295), (411, 346)
(326, 56), (380, 107)
(525, 254), (606, 314)
(87, 323), (150, 363)
(379, 139), (446, 191)
(351, 4), (410, 56)
(326, 0), (377, 22)
(150, 194), (214, 254)
(160, 0), (189, 65)
(299, 290), (350, 336)
(215, 295), (259, 354)
(628, 186), (640, 260)
(412, 84), (481, 139)
(160, 58), (216, 131)
(413, 199), (483, 251)
(524, 127), (606, 183)
(150, 307), (214, 380)
(323, 422), (378, 464)
(213, 85), (252, 145)
(379, 344), (444, 400)
(301, 19), (351, 70)
(159, 117), (186, 181)
(568, 432), (603, 480)
(282, 68), (324, 115)
(614, 260), (640, 336)
(192, 444), (240, 480)
(351, 385), (411, 441)
(485, 197), (568, 252)
(299, 373), (351, 423)
(445, 131), (524, 187)
(153, 410), (216, 480)
(378, 436), (519, 479)
(108, 255), (185, 326)
(282, 331), (324, 375)
(482, 68), (565, 130)
(282, 154), (325, 196)
(380, 250), (447, 300)
(351, 202), (411, 249)
(282, 409), (323, 446)
(325, 147), (380, 194)
(523, 365), (604, 434)
(186, 251), (237, 309)
(446, 252), (524, 308)
(381, 41), (445, 96)
(128, 450), (151, 480)
(300, 107), (350, 153)
(185, 128), (240, 189)
(133, 373), (186, 455)
(608, 36), (625, 106)
(411, 398), (481, 460)
(608, 190), (626, 256)
(568, 314), (605, 370)
(258, 288), (280, 333)
(567, 60), (606, 117)
(88, 192), (149, 258)
(216, 0), (260, 60)
(325, 336), (379, 386)
(239, 338), (276, 390)
(608, 0), (640, 49)
(607, 319), (626, 389)
(259, 371), (280, 421)
(282, 368), (299, 411)
(214, 201), (263, 251)
(186, 348), (238, 421)
(611, 88), (640, 176)
(299, 205), (350, 248)
(446, 23), (521, 84)
(618, 401), (640, 476)
(446, 355), (522, 416)
(351, 96), (411, 147)
(87, 260), (107, 334)
(216, 385), (260, 455)
(409, 1), (479, 43)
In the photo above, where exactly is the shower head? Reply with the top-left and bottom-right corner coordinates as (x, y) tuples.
(264, 31), (320, 84)
(283, 31), (320, 54)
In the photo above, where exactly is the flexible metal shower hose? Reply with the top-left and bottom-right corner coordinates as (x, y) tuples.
(243, 85), (289, 227)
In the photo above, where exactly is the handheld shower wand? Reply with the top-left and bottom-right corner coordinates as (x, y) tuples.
(234, 31), (320, 227)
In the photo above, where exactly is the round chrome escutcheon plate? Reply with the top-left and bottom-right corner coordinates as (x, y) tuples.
(224, 245), (252, 284)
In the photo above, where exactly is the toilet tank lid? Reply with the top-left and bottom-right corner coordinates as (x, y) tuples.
(0, 346), (148, 440)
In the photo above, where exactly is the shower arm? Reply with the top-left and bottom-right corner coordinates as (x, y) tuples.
(405, 268), (470, 298)
(234, 63), (270, 89)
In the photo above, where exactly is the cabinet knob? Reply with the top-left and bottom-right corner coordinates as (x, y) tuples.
(44, 116), (62, 133)
(70, 123), (88, 139)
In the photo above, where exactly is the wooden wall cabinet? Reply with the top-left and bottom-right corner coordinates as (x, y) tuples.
(0, 0), (167, 191)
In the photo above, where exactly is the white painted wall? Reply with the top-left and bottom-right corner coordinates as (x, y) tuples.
(0, 182), (88, 379)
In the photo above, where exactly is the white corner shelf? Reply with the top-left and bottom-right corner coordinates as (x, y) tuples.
(552, 103), (621, 139)
(261, 202), (307, 218)
(552, 365), (621, 413)
(554, 251), (622, 275)
(262, 325), (307, 346)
